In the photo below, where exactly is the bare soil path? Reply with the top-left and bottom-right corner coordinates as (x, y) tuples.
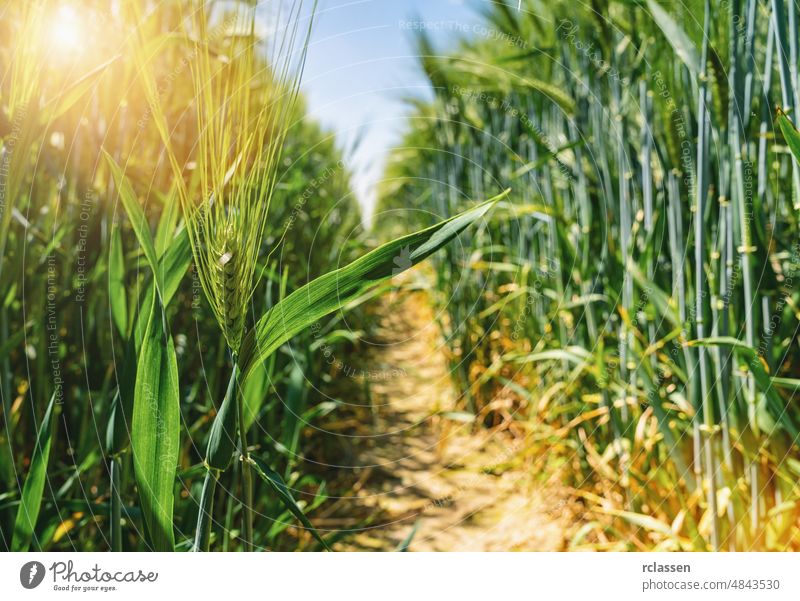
(331, 285), (573, 551)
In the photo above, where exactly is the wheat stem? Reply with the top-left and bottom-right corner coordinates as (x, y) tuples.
(236, 361), (254, 551)
(110, 457), (122, 552)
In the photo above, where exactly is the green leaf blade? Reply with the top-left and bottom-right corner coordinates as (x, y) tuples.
(646, 0), (701, 75)
(103, 150), (162, 297)
(107, 227), (191, 456)
(778, 111), (800, 163)
(109, 224), (128, 337)
(130, 295), (180, 551)
(248, 455), (331, 551)
(689, 337), (799, 438)
(11, 393), (57, 552)
(239, 192), (507, 379)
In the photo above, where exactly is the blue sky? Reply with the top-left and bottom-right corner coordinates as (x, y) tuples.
(298, 0), (487, 222)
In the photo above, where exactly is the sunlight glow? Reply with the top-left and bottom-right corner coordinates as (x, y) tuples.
(49, 5), (83, 55)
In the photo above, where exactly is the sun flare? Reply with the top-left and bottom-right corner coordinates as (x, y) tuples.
(49, 5), (83, 55)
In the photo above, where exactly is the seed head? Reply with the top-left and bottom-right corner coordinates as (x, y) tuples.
(171, 0), (313, 353)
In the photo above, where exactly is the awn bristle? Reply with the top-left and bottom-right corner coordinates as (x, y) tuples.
(142, 0), (313, 353)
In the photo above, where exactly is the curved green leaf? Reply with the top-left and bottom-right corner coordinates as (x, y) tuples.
(239, 192), (507, 379)
(605, 508), (677, 540)
(646, 0), (701, 75)
(248, 455), (331, 551)
(772, 376), (800, 391)
(778, 110), (800, 163)
(689, 337), (799, 438)
(505, 347), (592, 365)
(103, 150), (162, 297)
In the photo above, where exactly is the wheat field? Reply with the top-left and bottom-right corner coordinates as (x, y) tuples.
(1, 0), (799, 553)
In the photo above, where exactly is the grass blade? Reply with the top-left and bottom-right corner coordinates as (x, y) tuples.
(108, 224), (128, 337)
(248, 455), (331, 551)
(646, 0), (701, 74)
(11, 392), (56, 551)
(239, 191), (508, 379)
(106, 227), (191, 456)
(130, 294), (180, 551)
(689, 337), (799, 438)
(396, 520), (421, 552)
(777, 109), (800, 162)
(103, 150), (162, 297)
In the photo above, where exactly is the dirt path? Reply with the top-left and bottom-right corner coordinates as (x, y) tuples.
(331, 284), (573, 551)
